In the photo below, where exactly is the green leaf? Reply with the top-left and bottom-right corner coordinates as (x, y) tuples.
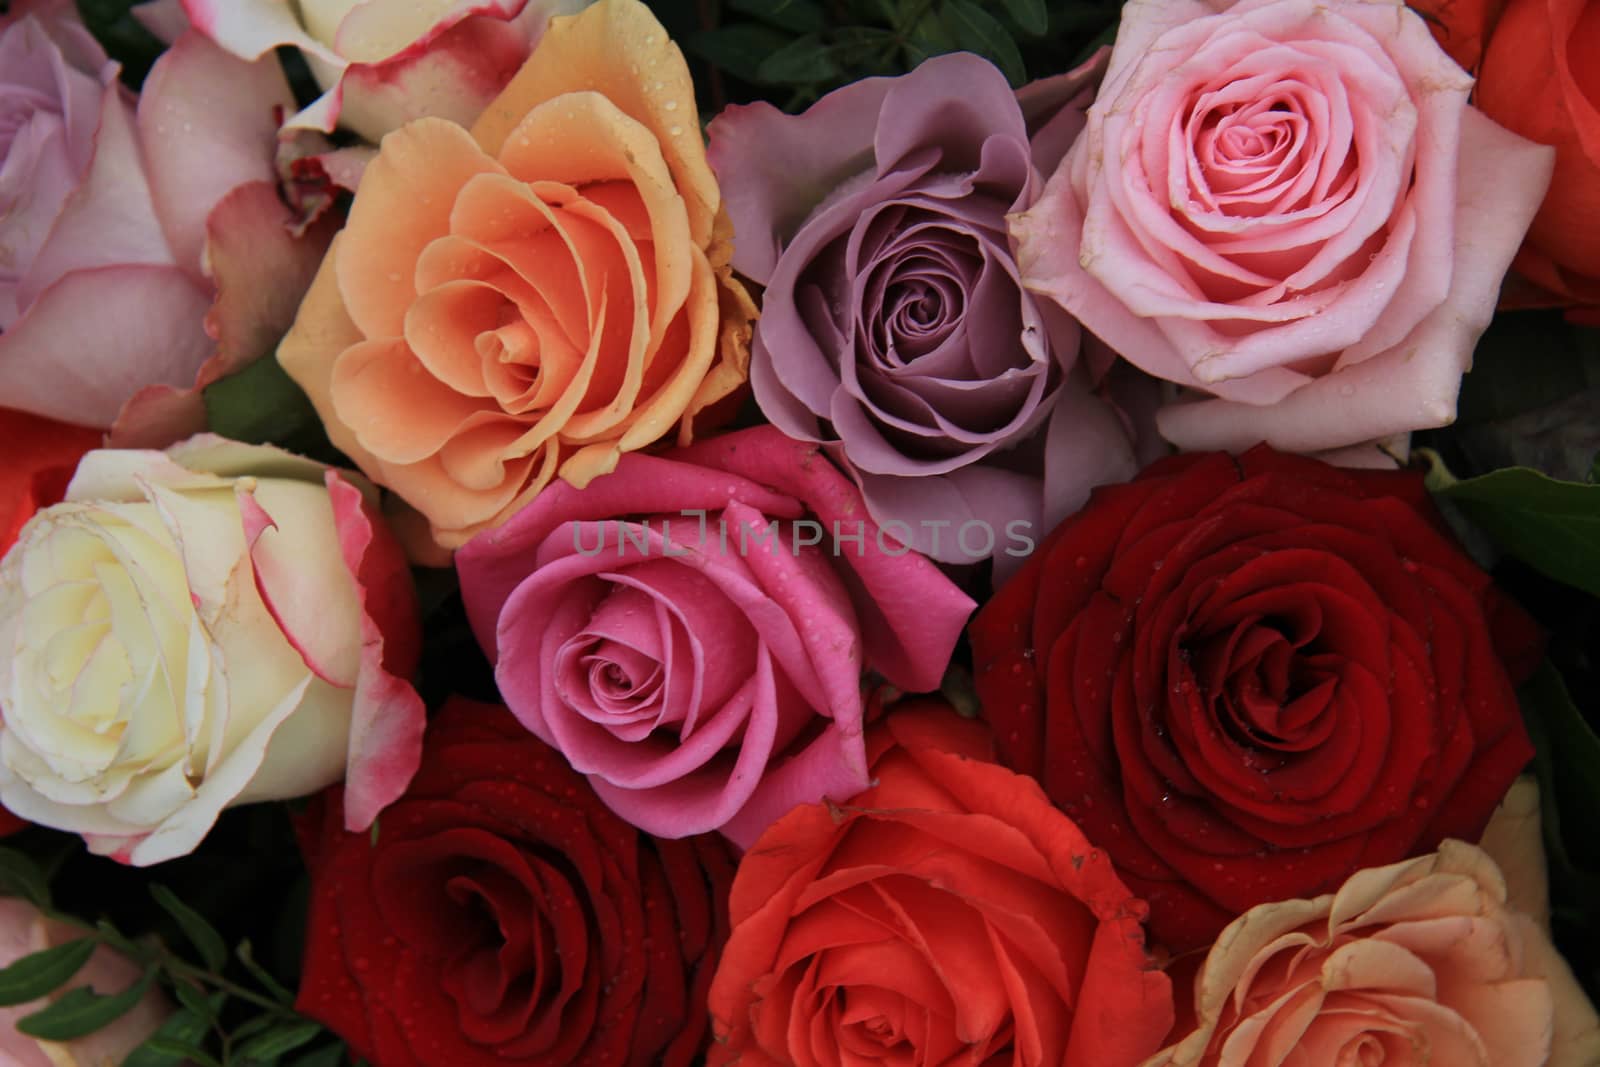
(728, 0), (825, 33)
(1000, 0), (1048, 36)
(1518, 663), (1600, 898)
(287, 1045), (350, 1067)
(237, 940), (295, 1006)
(150, 885), (227, 971)
(903, 6), (958, 65)
(17, 967), (155, 1041)
(0, 940), (97, 1007)
(756, 33), (843, 84)
(0, 847), (52, 909)
(202, 356), (330, 457)
(1418, 451), (1600, 597)
(121, 1002), (223, 1067)
(172, 981), (220, 1022)
(236, 1019), (324, 1061)
(688, 23), (795, 84)
(940, 0), (1026, 84)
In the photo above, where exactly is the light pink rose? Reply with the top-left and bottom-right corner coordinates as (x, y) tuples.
(1013, 0), (1556, 456)
(0, 0), (333, 438)
(174, 0), (586, 141)
(0, 898), (171, 1067)
(1143, 840), (1600, 1067)
(456, 426), (975, 846)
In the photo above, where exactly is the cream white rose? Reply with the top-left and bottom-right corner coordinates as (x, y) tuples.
(0, 436), (424, 865)
(175, 0), (589, 141)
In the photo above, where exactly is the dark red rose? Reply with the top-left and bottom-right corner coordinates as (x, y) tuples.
(969, 447), (1538, 953)
(295, 697), (736, 1067)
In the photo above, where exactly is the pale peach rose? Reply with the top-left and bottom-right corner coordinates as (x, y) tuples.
(278, 0), (756, 550)
(1479, 777), (1549, 929)
(0, 898), (171, 1067)
(1143, 840), (1600, 1067)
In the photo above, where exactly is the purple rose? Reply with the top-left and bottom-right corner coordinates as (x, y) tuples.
(708, 51), (1142, 568)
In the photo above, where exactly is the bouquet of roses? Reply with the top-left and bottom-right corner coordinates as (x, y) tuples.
(2, 0), (1598, 1063)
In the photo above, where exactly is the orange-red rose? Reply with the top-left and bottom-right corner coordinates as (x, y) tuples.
(707, 701), (1174, 1067)
(1416, 0), (1600, 317)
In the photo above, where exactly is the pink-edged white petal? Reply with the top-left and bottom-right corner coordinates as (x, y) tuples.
(331, 0), (528, 63)
(325, 472), (424, 831)
(137, 31), (294, 276)
(332, 13), (544, 142)
(0, 265), (211, 428)
(238, 477), (363, 688)
(178, 0), (342, 65)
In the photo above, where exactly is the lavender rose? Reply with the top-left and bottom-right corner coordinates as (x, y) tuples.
(707, 52), (1140, 567)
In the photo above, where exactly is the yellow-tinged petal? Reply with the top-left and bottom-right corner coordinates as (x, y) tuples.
(277, 237), (388, 482)
(471, 0), (719, 245)
(679, 253), (758, 445)
(1478, 777), (1549, 929)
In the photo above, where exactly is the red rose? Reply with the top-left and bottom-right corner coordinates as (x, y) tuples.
(295, 697), (736, 1066)
(0, 406), (97, 837)
(970, 447), (1538, 953)
(707, 700), (1174, 1067)
(0, 407), (99, 557)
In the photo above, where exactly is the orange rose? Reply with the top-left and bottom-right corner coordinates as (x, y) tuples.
(278, 0), (755, 548)
(1143, 839), (1600, 1067)
(1416, 0), (1600, 316)
(707, 701), (1175, 1067)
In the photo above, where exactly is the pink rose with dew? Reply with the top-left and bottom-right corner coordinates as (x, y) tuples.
(1012, 0), (1556, 458)
(0, 0), (333, 439)
(174, 0), (588, 141)
(457, 426), (975, 846)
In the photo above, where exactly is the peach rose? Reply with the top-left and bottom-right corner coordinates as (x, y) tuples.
(278, 0), (756, 550)
(1142, 839), (1600, 1067)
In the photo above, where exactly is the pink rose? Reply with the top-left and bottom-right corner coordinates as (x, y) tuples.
(1143, 840), (1600, 1067)
(456, 426), (974, 846)
(1013, 0), (1556, 456)
(0, 0), (332, 437)
(0, 898), (171, 1067)
(177, 0), (584, 141)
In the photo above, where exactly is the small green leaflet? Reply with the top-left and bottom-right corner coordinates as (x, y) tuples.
(16, 966), (156, 1041)
(150, 884), (228, 971)
(1419, 450), (1600, 597)
(0, 939), (96, 1006)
